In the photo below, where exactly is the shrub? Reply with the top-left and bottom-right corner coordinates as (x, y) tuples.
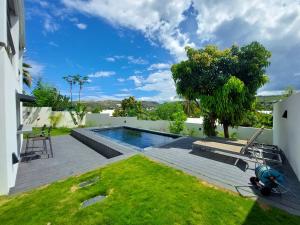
(48, 113), (62, 128)
(91, 106), (102, 113)
(169, 111), (187, 134)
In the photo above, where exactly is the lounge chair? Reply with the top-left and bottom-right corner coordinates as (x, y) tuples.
(193, 128), (282, 164)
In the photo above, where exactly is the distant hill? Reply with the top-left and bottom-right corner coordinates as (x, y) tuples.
(256, 95), (284, 110)
(82, 100), (159, 111)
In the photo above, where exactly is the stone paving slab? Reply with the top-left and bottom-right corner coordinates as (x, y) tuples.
(10, 135), (136, 194)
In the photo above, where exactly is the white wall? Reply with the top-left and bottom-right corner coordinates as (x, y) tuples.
(0, 0), (23, 194)
(85, 113), (273, 144)
(273, 93), (300, 180)
(23, 107), (273, 145)
(0, 0), (24, 195)
(23, 107), (81, 128)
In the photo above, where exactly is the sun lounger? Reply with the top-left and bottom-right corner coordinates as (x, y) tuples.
(193, 128), (282, 164)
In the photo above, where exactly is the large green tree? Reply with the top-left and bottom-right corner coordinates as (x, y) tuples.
(171, 42), (271, 138)
(30, 80), (71, 111)
(113, 96), (143, 117)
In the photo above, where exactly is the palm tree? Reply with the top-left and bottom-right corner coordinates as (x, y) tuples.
(22, 62), (32, 87)
(63, 75), (76, 104)
(73, 75), (89, 102)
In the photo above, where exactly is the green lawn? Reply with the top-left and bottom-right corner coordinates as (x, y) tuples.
(0, 155), (299, 225)
(32, 127), (72, 136)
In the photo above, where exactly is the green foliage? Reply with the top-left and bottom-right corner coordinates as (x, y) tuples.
(29, 80), (71, 111)
(171, 42), (271, 137)
(91, 105), (102, 113)
(1, 155), (299, 225)
(203, 114), (217, 137)
(283, 86), (295, 98)
(73, 74), (89, 102)
(201, 76), (248, 137)
(32, 127), (71, 136)
(154, 102), (184, 120)
(113, 96), (143, 117)
(240, 111), (273, 129)
(69, 103), (88, 126)
(22, 62), (32, 88)
(169, 111), (187, 134)
(48, 113), (62, 128)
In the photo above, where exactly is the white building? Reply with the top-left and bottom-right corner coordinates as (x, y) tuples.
(0, 0), (32, 195)
(273, 92), (300, 181)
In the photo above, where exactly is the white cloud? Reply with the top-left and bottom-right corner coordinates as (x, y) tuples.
(114, 93), (131, 97)
(121, 88), (130, 92)
(49, 41), (59, 47)
(128, 75), (143, 87)
(127, 56), (148, 65)
(62, 0), (193, 60)
(88, 71), (116, 78)
(25, 59), (45, 78)
(106, 57), (116, 62)
(117, 78), (125, 82)
(136, 70), (177, 101)
(148, 63), (171, 71)
(86, 86), (101, 91)
(43, 16), (59, 32)
(82, 94), (124, 101)
(76, 23), (87, 30)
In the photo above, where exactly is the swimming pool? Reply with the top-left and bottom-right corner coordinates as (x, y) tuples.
(92, 127), (179, 149)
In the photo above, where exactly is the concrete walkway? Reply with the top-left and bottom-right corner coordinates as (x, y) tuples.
(10, 135), (136, 194)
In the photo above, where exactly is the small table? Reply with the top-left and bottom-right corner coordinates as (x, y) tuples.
(17, 125), (33, 135)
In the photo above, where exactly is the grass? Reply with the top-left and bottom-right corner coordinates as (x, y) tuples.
(0, 155), (299, 225)
(32, 127), (72, 136)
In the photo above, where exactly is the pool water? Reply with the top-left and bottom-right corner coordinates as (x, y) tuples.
(92, 127), (177, 149)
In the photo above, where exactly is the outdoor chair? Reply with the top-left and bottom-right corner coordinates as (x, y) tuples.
(25, 125), (53, 159)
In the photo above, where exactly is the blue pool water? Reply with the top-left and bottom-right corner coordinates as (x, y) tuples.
(92, 127), (177, 149)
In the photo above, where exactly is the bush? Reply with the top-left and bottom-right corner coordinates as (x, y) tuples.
(27, 80), (71, 111)
(91, 106), (102, 113)
(48, 113), (62, 128)
(169, 111), (187, 134)
(240, 111), (272, 129)
(69, 103), (88, 126)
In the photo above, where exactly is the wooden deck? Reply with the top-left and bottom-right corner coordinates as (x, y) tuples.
(145, 137), (300, 216)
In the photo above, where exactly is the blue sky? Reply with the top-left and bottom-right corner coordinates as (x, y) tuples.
(25, 0), (300, 101)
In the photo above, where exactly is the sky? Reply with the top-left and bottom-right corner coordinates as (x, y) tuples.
(25, 0), (300, 102)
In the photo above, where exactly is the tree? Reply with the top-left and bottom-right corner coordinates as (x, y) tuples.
(73, 75), (89, 102)
(22, 62), (32, 88)
(201, 76), (248, 138)
(69, 103), (88, 126)
(154, 102), (185, 121)
(63, 75), (76, 105)
(113, 96), (143, 117)
(30, 80), (71, 111)
(171, 42), (271, 138)
(169, 111), (187, 134)
(283, 86), (295, 98)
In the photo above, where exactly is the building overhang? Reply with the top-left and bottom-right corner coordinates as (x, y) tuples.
(16, 93), (35, 103)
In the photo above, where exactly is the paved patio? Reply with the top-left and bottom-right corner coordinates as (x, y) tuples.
(10, 135), (300, 216)
(10, 135), (136, 194)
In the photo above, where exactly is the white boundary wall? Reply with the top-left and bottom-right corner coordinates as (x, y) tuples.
(23, 107), (80, 128)
(273, 93), (300, 180)
(86, 113), (272, 144)
(23, 107), (273, 144)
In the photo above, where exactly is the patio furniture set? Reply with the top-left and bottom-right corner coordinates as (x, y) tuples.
(21, 125), (53, 162)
